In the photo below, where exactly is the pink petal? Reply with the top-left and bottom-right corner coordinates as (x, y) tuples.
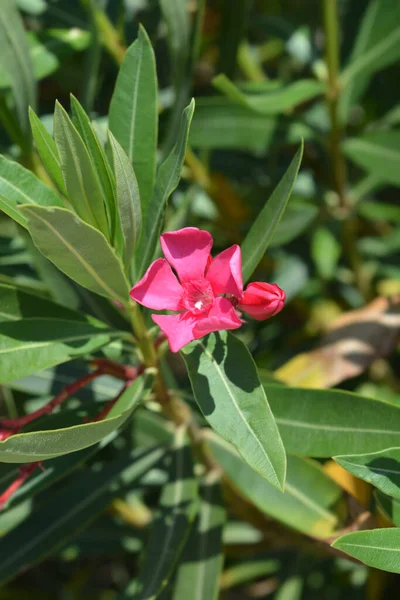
(130, 258), (183, 310)
(206, 244), (243, 297)
(160, 227), (213, 283)
(193, 297), (242, 339)
(152, 312), (200, 353)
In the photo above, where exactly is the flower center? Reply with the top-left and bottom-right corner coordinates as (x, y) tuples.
(180, 278), (214, 315)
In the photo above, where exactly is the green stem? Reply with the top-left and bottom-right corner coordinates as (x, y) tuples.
(323, 0), (369, 300)
(323, 0), (348, 211)
(80, 0), (125, 66)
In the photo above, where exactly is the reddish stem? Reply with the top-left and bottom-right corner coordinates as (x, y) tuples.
(91, 358), (141, 381)
(0, 369), (104, 430)
(0, 359), (140, 434)
(0, 359), (143, 509)
(0, 462), (42, 509)
(90, 381), (131, 422)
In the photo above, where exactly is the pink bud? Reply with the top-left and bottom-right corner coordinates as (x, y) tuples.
(238, 282), (286, 321)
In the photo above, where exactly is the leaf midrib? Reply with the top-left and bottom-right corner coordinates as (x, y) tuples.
(139, 431), (188, 599)
(277, 417), (400, 436)
(198, 340), (279, 487)
(342, 27), (400, 84)
(23, 207), (127, 302)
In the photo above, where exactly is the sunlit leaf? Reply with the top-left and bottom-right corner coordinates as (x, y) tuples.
(20, 205), (130, 304)
(182, 331), (286, 490)
(109, 25), (158, 213)
(332, 529), (400, 573)
(241, 142), (303, 282)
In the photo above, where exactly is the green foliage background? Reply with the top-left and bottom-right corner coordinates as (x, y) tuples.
(0, 0), (399, 598)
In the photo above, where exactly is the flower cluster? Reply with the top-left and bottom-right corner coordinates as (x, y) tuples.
(130, 228), (285, 352)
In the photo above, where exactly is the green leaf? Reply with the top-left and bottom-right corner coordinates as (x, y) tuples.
(265, 384), (400, 456)
(332, 529), (400, 574)
(172, 475), (225, 600)
(357, 200), (400, 223)
(0, 155), (63, 227)
(375, 490), (400, 526)
(340, 1), (400, 118)
(16, 0), (47, 15)
(269, 201), (318, 248)
(123, 427), (198, 599)
(207, 433), (340, 538)
(335, 447), (400, 501)
(0, 283), (101, 324)
(0, 318), (111, 384)
(70, 95), (117, 237)
(20, 205), (130, 304)
(213, 75), (325, 115)
(182, 331), (286, 490)
(311, 227), (341, 280)
(0, 444), (165, 584)
(108, 131), (142, 268)
(342, 132), (400, 187)
(53, 101), (109, 235)
(109, 25), (158, 213)
(241, 142), (303, 282)
(190, 97), (276, 154)
(159, 0), (190, 87)
(0, 374), (149, 462)
(29, 28), (91, 81)
(29, 108), (67, 195)
(0, 0), (36, 140)
(0, 430), (115, 511)
(136, 99), (195, 278)
(220, 559), (279, 590)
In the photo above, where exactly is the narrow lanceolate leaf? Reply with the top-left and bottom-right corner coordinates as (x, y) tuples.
(28, 28), (91, 81)
(29, 107), (67, 195)
(109, 25), (158, 213)
(265, 384), (400, 457)
(173, 474), (226, 600)
(123, 427), (198, 600)
(340, 1), (400, 115)
(53, 101), (109, 235)
(335, 447), (400, 501)
(0, 318), (111, 384)
(339, 1), (400, 119)
(190, 97), (276, 153)
(70, 95), (116, 235)
(0, 155), (63, 227)
(0, 0), (36, 139)
(0, 445), (165, 584)
(342, 132), (400, 187)
(160, 0), (190, 87)
(0, 436), (112, 512)
(332, 529), (400, 574)
(109, 131), (142, 268)
(0, 283), (102, 324)
(182, 331), (286, 490)
(136, 99), (195, 278)
(375, 491), (400, 527)
(213, 75), (325, 115)
(20, 205), (130, 304)
(207, 433), (340, 538)
(0, 374), (149, 462)
(241, 142), (303, 282)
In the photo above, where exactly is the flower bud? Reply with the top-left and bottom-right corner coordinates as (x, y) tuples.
(238, 282), (285, 321)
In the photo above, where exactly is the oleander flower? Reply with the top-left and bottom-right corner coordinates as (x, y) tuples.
(130, 227), (285, 352)
(237, 282), (286, 321)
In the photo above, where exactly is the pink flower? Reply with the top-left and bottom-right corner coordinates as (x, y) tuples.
(130, 227), (285, 352)
(237, 282), (286, 321)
